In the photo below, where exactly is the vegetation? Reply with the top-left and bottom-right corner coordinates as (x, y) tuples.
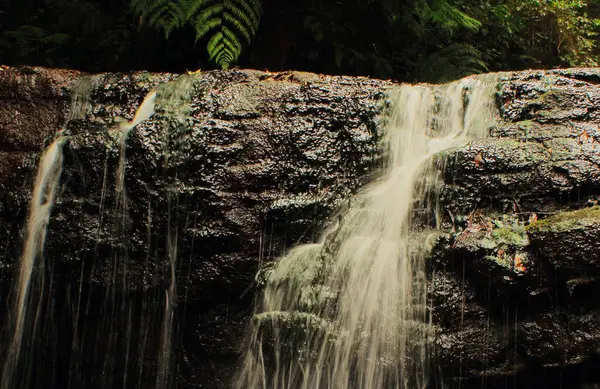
(527, 206), (600, 233)
(131, 0), (261, 68)
(1, 0), (599, 82)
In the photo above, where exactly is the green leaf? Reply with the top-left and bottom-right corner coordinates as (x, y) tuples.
(130, 0), (262, 68)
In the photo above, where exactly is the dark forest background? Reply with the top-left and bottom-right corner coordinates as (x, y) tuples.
(1, 0), (599, 82)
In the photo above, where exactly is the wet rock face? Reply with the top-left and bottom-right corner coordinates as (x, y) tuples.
(0, 67), (388, 389)
(1, 66), (600, 389)
(436, 69), (600, 388)
(443, 69), (600, 213)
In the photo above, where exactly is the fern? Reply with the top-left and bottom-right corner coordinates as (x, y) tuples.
(131, 0), (262, 69)
(421, 0), (482, 32)
(131, 0), (186, 38)
(414, 43), (488, 83)
(1, 26), (70, 59)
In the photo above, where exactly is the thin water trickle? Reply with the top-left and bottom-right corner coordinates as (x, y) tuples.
(2, 77), (93, 389)
(89, 90), (159, 389)
(88, 76), (193, 389)
(154, 74), (195, 389)
(235, 75), (498, 389)
(1, 136), (67, 389)
(115, 89), (157, 199)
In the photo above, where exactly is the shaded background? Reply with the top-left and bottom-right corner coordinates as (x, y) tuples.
(1, 0), (600, 81)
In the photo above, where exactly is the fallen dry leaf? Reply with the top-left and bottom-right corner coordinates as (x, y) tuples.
(579, 129), (591, 144)
(514, 255), (526, 272)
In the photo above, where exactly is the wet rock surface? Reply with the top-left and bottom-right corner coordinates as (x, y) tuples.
(1, 66), (600, 389)
(435, 68), (600, 388)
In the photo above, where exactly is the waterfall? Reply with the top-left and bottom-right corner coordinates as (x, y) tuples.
(1, 78), (92, 389)
(234, 75), (497, 389)
(1, 73), (195, 389)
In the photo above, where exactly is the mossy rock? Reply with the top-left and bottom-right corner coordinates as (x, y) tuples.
(481, 224), (529, 249)
(451, 218), (536, 293)
(527, 206), (600, 275)
(526, 206), (600, 233)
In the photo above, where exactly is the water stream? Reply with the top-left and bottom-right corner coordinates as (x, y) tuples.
(235, 75), (497, 389)
(1, 78), (92, 389)
(92, 87), (159, 389)
(86, 76), (193, 389)
(154, 75), (195, 389)
(115, 89), (157, 201)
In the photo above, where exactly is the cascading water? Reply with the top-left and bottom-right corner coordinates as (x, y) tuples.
(1, 78), (92, 389)
(235, 75), (497, 389)
(1, 70), (498, 389)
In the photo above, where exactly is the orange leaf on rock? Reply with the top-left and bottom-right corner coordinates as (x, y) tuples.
(514, 255), (526, 272)
(528, 213), (538, 224)
(579, 130), (591, 144)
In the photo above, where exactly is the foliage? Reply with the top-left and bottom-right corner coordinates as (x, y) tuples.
(462, 0), (600, 69)
(511, 0), (600, 67)
(415, 43), (488, 83)
(0, 26), (70, 66)
(130, 0), (261, 69)
(0, 0), (599, 80)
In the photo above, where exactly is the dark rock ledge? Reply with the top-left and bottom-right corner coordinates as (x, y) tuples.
(0, 66), (599, 389)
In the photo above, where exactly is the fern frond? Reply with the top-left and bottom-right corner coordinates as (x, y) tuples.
(416, 43), (488, 83)
(131, 0), (186, 38)
(206, 31), (224, 58)
(427, 0), (481, 32)
(193, 17), (222, 42)
(223, 12), (252, 43)
(194, 0), (262, 68)
(225, 0), (259, 34)
(222, 26), (243, 55)
(205, 24), (245, 69)
(192, 3), (224, 33)
(180, 0), (211, 20)
(131, 0), (169, 15)
(153, 4), (186, 37)
(130, 0), (263, 68)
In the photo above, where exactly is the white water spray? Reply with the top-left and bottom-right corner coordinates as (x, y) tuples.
(235, 75), (497, 389)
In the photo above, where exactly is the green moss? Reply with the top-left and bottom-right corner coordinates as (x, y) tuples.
(491, 225), (529, 247)
(134, 71), (153, 85)
(254, 311), (330, 334)
(517, 119), (536, 130)
(537, 110), (554, 118)
(487, 138), (545, 162)
(268, 244), (323, 287)
(483, 250), (530, 273)
(528, 89), (561, 106)
(481, 223), (529, 249)
(526, 206), (600, 233)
